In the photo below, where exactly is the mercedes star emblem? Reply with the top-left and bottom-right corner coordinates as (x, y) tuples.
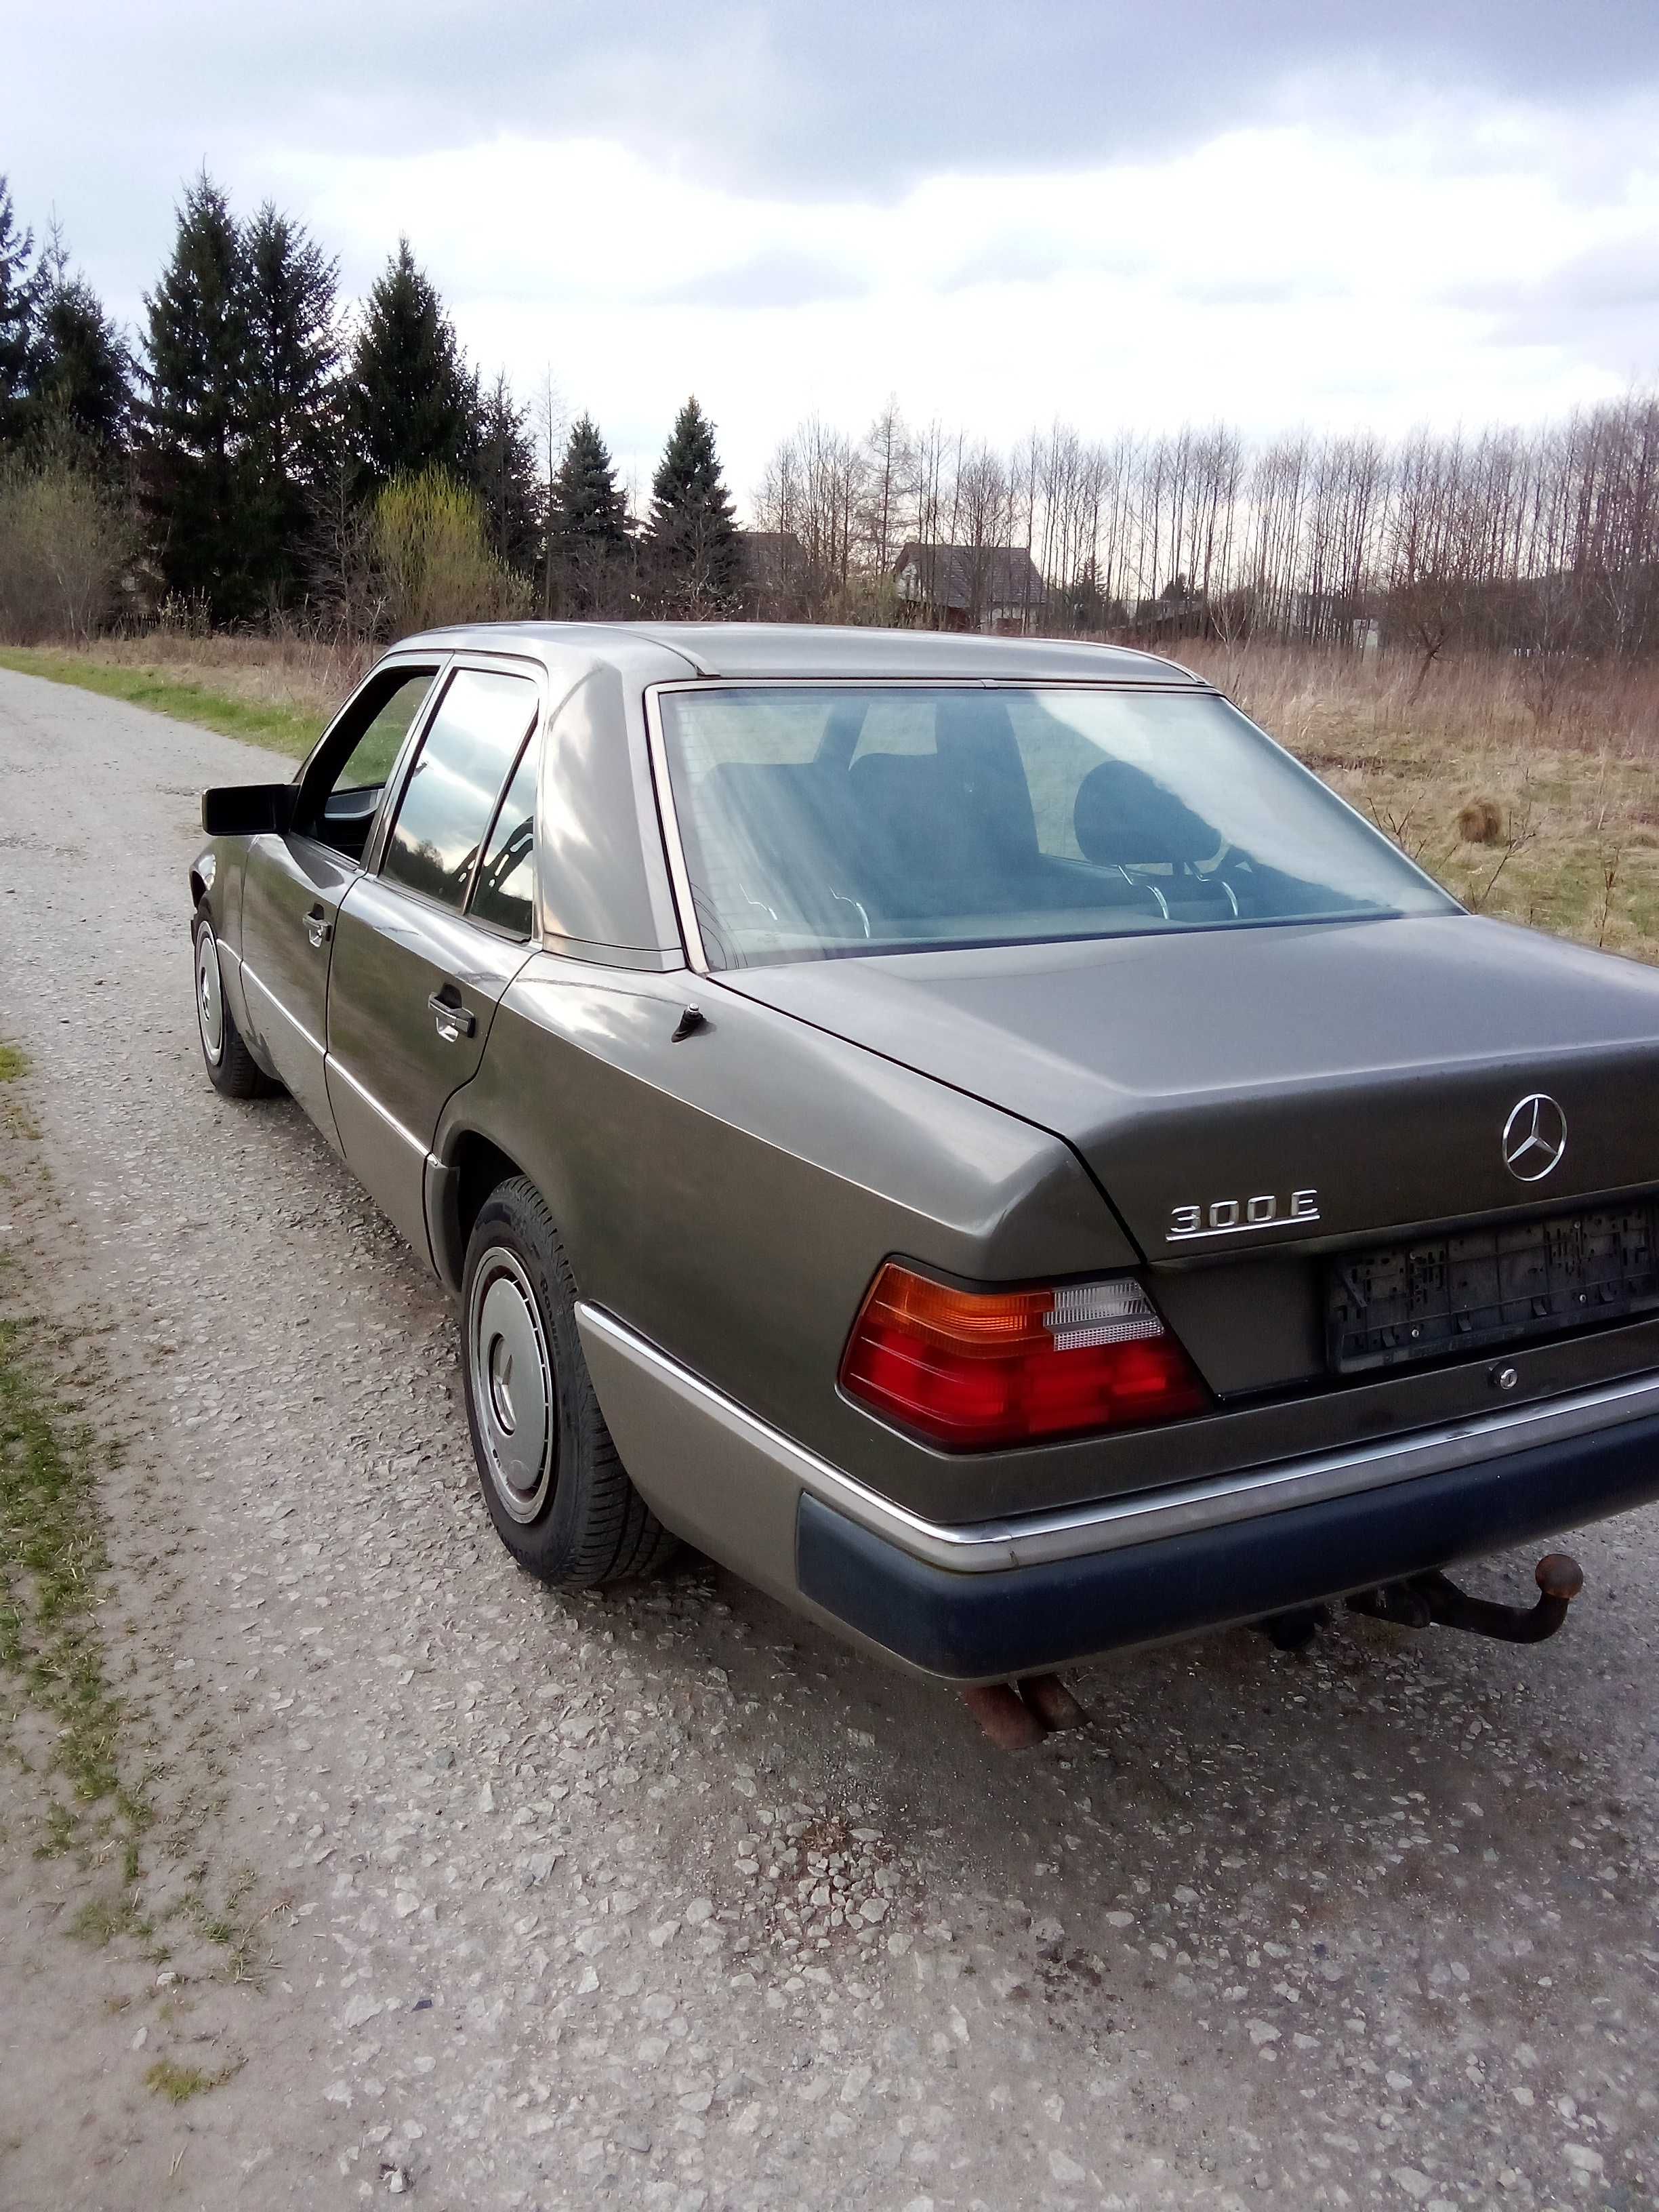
(1502, 1092), (1567, 1182)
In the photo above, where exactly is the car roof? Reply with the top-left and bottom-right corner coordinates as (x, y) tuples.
(396, 619), (1205, 686)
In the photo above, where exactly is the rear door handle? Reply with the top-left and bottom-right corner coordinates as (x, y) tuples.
(428, 989), (476, 1042)
(305, 905), (333, 949)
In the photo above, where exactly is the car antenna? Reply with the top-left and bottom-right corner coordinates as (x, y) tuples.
(671, 1005), (707, 1042)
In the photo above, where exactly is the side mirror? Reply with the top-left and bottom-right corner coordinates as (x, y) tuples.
(200, 782), (298, 838)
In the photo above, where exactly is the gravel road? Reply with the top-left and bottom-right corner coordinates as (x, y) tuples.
(1, 665), (1657, 2212)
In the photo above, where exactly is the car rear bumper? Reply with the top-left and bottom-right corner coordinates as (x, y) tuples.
(575, 1303), (1659, 1681)
(795, 1412), (1659, 1677)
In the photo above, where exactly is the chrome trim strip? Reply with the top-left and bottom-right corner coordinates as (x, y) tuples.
(241, 962), (325, 1060)
(326, 1054), (431, 1160)
(574, 1303), (1659, 1575)
(642, 688), (712, 975)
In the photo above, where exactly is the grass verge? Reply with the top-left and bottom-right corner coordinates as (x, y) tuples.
(0, 1313), (133, 1837)
(0, 645), (317, 759)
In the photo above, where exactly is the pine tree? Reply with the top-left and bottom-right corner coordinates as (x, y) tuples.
(29, 222), (134, 460)
(140, 172), (251, 619)
(475, 370), (543, 577)
(242, 203), (340, 607)
(0, 176), (41, 443)
(646, 396), (739, 615)
(346, 241), (478, 495)
(550, 413), (630, 614)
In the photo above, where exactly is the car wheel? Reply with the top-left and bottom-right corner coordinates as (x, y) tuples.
(192, 905), (278, 1099)
(462, 1176), (678, 1587)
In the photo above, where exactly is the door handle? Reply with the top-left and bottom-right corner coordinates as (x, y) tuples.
(305, 905), (333, 949)
(428, 989), (476, 1042)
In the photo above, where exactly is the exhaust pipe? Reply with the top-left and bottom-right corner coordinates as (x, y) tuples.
(962, 1672), (1090, 1750)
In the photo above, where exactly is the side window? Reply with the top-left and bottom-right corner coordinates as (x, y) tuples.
(380, 669), (537, 912)
(304, 666), (438, 861)
(468, 743), (538, 938)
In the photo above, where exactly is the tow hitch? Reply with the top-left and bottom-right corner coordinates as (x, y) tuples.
(1347, 1552), (1584, 1644)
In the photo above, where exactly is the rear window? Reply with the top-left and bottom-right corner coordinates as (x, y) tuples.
(657, 684), (1456, 969)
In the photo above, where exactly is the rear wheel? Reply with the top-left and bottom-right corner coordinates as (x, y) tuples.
(461, 1176), (676, 1587)
(192, 905), (277, 1099)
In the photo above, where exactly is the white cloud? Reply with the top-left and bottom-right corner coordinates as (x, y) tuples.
(237, 91), (1659, 510)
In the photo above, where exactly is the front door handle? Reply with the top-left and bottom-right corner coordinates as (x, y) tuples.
(305, 905), (333, 949)
(428, 989), (476, 1042)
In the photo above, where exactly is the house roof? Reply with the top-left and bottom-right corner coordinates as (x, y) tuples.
(894, 541), (1045, 611)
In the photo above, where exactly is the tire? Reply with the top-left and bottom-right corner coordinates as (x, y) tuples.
(192, 904), (278, 1099)
(461, 1176), (678, 1588)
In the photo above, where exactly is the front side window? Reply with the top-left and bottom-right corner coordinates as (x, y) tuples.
(304, 665), (438, 860)
(381, 669), (537, 912)
(657, 684), (1456, 969)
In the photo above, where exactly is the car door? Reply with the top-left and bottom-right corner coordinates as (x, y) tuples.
(325, 662), (542, 1258)
(238, 659), (444, 1147)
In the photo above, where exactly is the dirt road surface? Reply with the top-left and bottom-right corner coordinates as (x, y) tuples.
(1, 665), (1656, 2212)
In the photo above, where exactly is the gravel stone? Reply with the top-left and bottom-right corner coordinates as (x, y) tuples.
(2, 671), (1658, 2212)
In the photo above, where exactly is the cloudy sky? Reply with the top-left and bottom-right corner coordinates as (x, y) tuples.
(7, 1), (1659, 506)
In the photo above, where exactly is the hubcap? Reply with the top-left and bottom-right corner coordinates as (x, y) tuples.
(467, 1249), (555, 1522)
(196, 928), (224, 1065)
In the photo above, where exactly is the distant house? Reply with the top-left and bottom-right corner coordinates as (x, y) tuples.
(893, 542), (1045, 633)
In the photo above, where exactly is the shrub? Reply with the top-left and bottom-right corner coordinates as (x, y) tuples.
(1458, 796), (1504, 844)
(0, 458), (135, 642)
(372, 468), (529, 638)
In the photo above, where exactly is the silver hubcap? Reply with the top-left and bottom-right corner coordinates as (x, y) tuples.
(197, 928), (224, 1065)
(467, 1248), (555, 1522)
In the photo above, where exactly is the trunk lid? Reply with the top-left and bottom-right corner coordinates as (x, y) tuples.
(720, 915), (1659, 1258)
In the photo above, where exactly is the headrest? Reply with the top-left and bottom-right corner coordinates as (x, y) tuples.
(1073, 760), (1219, 867)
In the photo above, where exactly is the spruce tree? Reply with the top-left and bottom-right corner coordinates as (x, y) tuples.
(0, 176), (41, 444)
(346, 241), (477, 495)
(140, 173), (251, 619)
(32, 267), (133, 457)
(550, 413), (630, 613)
(242, 203), (340, 606)
(476, 370), (543, 577)
(646, 396), (739, 615)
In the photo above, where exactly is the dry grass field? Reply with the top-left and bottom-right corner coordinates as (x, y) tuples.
(5, 631), (1659, 966)
(1179, 640), (1659, 966)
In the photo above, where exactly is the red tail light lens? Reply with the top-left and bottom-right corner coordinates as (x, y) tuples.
(840, 1263), (1210, 1451)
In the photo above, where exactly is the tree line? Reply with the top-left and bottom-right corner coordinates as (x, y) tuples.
(5, 163), (1659, 661)
(0, 170), (741, 640)
(753, 403), (1659, 663)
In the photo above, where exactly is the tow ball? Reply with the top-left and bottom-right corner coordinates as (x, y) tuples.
(1347, 1552), (1585, 1644)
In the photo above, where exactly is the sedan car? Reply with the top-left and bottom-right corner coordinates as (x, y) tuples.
(191, 622), (1659, 1735)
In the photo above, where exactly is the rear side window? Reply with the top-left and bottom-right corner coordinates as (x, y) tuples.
(381, 670), (537, 912)
(468, 743), (537, 938)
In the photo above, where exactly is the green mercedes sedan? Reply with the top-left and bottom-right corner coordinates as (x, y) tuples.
(190, 623), (1659, 1740)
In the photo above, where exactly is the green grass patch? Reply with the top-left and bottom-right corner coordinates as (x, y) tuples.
(0, 1313), (125, 1815)
(0, 647), (317, 758)
(0, 1044), (26, 1082)
(144, 2057), (239, 2104)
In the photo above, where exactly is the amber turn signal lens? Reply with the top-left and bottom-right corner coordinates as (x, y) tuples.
(839, 1263), (1210, 1451)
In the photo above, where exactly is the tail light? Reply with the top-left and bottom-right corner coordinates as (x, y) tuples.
(840, 1263), (1210, 1451)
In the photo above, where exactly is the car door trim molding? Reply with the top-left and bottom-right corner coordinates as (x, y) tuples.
(241, 958), (325, 1061)
(326, 1052), (436, 1162)
(574, 1301), (1659, 1575)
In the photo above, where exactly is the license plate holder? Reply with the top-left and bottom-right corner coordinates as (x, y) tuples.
(1326, 1201), (1659, 1374)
